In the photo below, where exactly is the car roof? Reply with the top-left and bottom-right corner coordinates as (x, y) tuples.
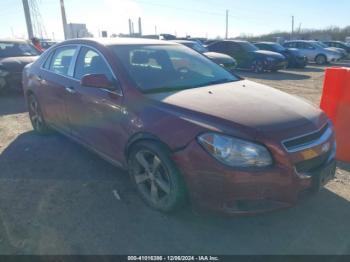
(172, 40), (196, 44)
(210, 40), (249, 44)
(60, 37), (178, 47)
(256, 42), (277, 45)
(0, 38), (28, 43)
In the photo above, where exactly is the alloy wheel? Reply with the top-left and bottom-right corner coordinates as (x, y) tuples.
(28, 96), (44, 131)
(132, 150), (172, 204)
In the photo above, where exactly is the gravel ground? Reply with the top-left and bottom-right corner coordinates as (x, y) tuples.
(0, 62), (349, 255)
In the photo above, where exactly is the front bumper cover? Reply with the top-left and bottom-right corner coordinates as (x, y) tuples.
(172, 140), (336, 215)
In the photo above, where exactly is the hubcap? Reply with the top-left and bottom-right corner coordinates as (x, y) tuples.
(29, 98), (43, 130)
(133, 150), (171, 203)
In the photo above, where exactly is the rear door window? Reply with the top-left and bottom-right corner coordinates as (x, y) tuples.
(49, 46), (77, 76)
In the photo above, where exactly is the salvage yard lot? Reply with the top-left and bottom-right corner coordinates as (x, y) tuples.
(0, 62), (350, 255)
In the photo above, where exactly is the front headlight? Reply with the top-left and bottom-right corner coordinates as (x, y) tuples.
(198, 133), (272, 168)
(0, 68), (9, 77)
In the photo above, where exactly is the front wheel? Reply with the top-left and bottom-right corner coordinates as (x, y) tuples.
(28, 94), (51, 134)
(315, 55), (327, 65)
(128, 141), (187, 212)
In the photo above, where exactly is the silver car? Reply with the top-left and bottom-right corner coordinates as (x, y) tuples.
(283, 40), (342, 65)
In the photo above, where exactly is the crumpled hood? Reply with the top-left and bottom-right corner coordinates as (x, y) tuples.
(0, 56), (38, 72)
(253, 50), (285, 59)
(147, 80), (327, 140)
(203, 52), (236, 64)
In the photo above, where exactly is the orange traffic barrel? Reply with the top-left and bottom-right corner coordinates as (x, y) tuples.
(320, 67), (350, 162)
(320, 67), (348, 123)
(334, 69), (350, 162)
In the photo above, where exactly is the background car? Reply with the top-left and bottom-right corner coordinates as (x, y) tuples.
(173, 40), (237, 70)
(40, 40), (58, 50)
(0, 39), (40, 93)
(254, 42), (307, 68)
(315, 41), (347, 59)
(283, 40), (342, 65)
(207, 40), (287, 73)
(323, 41), (350, 58)
(22, 38), (336, 215)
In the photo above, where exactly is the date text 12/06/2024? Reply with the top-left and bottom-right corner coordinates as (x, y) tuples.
(127, 256), (219, 261)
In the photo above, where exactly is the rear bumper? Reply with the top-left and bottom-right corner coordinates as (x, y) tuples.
(172, 140), (336, 215)
(289, 57), (308, 67)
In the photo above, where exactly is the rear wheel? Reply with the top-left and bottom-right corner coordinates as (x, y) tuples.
(251, 60), (264, 73)
(28, 94), (51, 134)
(315, 55), (327, 65)
(128, 141), (187, 212)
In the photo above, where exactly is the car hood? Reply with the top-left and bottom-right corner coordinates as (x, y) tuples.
(203, 52), (236, 63)
(0, 56), (38, 72)
(253, 50), (285, 59)
(331, 47), (346, 54)
(147, 80), (326, 141)
(324, 47), (342, 54)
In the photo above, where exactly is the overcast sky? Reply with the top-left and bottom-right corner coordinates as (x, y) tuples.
(1, 0), (350, 40)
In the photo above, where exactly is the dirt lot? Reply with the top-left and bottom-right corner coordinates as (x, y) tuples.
(0, 62), (350, 255)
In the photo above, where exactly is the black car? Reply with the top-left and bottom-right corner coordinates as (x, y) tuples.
(207, 40), (287, 73)
(254, 42), (307, 68)
(173, 40), (237, 70)
(0, 39), (40, 93)
(323, 41), (350, 56)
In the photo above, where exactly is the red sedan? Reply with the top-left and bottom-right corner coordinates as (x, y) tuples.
(22, 38), (336, 214)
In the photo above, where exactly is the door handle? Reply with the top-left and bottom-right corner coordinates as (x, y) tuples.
(65, 86), (76, 94)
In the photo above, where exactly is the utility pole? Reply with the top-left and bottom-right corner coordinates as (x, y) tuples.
(138, 17), (142, 36)
(22, 0), (34, 39)
(225, 9), (229, 39)
(60, 0), (68, 39)
(128, 19), (132, 35)
(291, 15), (294, 40)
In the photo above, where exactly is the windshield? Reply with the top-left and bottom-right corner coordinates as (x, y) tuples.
(240, 42), (259, 52)
(314, 42), (328, 48)
(111, 44), (238, 93)
(188, 42), (208, 53)
(270, 43), (286, 52)
(0, 41), (40, 57)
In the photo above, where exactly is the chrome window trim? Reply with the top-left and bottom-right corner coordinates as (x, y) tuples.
(281, 123), (332, 153)
(39, 43), (123, 97)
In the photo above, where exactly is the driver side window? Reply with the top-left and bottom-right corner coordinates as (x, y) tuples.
(74, 47), (113, 81)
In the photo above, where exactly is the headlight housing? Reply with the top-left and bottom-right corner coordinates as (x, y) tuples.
(198, 133), (272, 168)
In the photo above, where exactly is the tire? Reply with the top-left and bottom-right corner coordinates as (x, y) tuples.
(128, 141), (187, 212)
(28, 94), (51, 135)
(315, 55), (327, 65)
(251, 60), (264, 73)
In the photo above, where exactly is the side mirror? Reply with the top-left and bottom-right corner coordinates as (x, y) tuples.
(81, 74), (114, 89)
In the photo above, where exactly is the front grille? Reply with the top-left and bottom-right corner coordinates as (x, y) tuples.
(295, 150), (331, 174)
(282, 123), (330, 152)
